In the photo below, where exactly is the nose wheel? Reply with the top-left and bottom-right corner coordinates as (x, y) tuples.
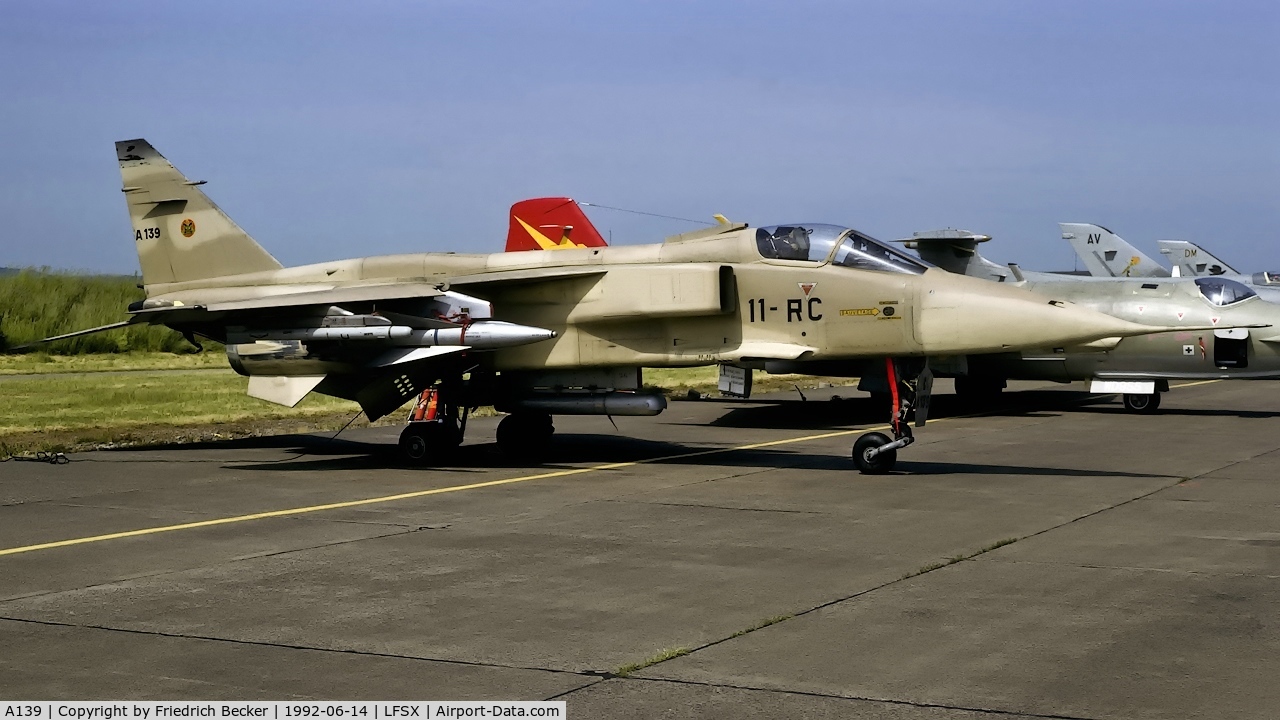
(853, 431), (898, 473)
(853, 358), (930, 474)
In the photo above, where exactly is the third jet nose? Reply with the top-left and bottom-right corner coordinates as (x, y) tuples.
(914, 269), (1168, 355)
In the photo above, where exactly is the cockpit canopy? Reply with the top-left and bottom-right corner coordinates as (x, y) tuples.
(1251, 271), (1280, 286)
(755, 224), (930, 275)
(1195, 277), (1257, 306)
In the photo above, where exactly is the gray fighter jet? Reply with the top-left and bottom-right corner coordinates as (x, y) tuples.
(902, 229), (1279, 412)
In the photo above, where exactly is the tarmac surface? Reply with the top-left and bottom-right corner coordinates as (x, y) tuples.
(2, 379), (1278, 718)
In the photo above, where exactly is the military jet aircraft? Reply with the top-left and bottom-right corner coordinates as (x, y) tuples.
(902, 229), (1280, 413)
(32, 140), (1213, 473)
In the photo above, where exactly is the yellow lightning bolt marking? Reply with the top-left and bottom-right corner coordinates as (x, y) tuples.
(515, 216), (583, 250)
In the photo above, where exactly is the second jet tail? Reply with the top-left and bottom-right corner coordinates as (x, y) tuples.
(1060, 223), (1169, 278)
(1157, 240), (1237, 277)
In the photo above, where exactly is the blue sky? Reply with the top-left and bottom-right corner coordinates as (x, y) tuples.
(2, 0), (1277, 273)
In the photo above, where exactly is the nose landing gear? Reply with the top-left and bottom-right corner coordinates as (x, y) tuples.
(853, 358), (931, 474)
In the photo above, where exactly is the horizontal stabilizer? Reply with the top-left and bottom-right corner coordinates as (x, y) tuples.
(247, 375), (325, 407)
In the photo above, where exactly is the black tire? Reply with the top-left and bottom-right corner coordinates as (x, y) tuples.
(497, 412), (555, 456)
(1122, 392), (1162, 414)
(852, 432), (897, 474)
(399, 422), (461, 464)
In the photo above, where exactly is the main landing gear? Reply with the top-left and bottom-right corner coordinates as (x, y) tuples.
(399, 383), (466, 465)
(398, 376), (560, 464)
(1122, 392), (1162, 414)
(853, 358), (933, 474)
(496, 411), (554, 456)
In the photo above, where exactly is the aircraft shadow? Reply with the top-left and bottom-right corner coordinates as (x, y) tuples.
(893, 461), (1170, 478)
(224, 430), (1164, 480)
(698, 391), (1114, 430)
(1073, 406), (1280, 420)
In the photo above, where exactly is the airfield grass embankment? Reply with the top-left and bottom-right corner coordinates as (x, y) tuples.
(0, 269), (203, 354)
(0, 355), (855, 456)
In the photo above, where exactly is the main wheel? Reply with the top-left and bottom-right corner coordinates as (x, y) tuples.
(852, 432), (897, 474)
(496, 412), (555, 456)
(399, 422), (461, 464)
(955, 375), (1004, 403)
(1122, 392), (1162, 414)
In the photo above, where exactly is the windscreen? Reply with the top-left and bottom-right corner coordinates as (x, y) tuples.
(832, 230), (930, 275)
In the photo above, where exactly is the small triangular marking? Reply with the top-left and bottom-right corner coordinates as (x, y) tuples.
(1211, 317), (1220, 325)
(799, 282), (817, 296)
(1176, 312), (1185, 320)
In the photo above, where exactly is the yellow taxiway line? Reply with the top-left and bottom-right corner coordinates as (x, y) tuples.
(0, 425), (889, 558)
(1170, 379), (1223, 389)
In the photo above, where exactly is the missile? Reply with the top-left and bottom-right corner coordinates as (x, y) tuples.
(228, 320), (555, 349)
(397, 321), (557, 350)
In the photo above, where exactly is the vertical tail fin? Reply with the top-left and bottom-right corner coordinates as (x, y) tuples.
(117, 139), (281, 288)
(1059, 222), (1169, 278)
(1157, 240), (1237, 277)
(506, 197), (608, 251)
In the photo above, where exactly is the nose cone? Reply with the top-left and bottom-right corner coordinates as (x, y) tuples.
(916, 270), (1163, 354)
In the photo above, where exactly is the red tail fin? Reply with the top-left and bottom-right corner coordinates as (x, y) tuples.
(506, 197), (608, 251)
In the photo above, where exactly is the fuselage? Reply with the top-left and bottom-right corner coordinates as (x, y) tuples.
(142, 225), (1154, 376)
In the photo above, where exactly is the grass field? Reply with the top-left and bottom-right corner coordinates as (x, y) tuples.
(0, 351), (228, 375)
(0, 270), (206, 353)
(0, 355), (857, 456)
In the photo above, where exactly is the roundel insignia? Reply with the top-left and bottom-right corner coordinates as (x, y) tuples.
(180, 219), (196, 237)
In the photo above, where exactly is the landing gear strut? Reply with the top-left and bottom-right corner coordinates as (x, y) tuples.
(853, 358), (931, 474)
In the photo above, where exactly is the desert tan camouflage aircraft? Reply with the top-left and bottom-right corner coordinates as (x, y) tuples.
(35, 140), (1218, 472)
